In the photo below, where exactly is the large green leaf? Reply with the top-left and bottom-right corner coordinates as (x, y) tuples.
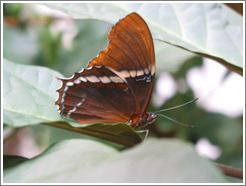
(3, 59), (141, 146)
(3, 138), (227, 183)
(3, 59), (62, 126)
(41, 3), (243, 75)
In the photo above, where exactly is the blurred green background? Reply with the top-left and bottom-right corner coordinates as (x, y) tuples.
(3, 3), (243, 180)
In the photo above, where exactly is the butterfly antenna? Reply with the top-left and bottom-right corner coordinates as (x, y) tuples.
(155, 98), (199, 113)
(157, 113), (194, 128)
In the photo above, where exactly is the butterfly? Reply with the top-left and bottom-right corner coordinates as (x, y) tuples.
(56, 12), (196, 130)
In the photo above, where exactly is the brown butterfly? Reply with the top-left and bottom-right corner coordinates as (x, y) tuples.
(56, 12), (196, 130)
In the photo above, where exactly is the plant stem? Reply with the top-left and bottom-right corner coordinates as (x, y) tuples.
(214, 162), (243, 179)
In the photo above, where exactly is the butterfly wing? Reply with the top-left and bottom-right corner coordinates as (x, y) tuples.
(56, 12), (155, 125)
(56, 66), (137, 124)
(87, 12), (155, 119)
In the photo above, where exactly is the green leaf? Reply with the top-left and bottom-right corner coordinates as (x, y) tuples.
(42, 3), (243, 75)
(3, 59), (62, 127)
(34, 124), (126, 151)
(3, 138), (227, 183)
(43, 122), (142, 147)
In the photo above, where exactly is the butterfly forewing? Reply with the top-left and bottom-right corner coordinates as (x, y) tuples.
(87, 13), (155, 118)
(56, 12), (155, 127)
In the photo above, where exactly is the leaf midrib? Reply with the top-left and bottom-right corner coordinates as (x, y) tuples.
(3, 105), (57, 124)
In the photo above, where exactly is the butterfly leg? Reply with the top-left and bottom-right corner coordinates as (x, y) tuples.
(136, 129), (149, 141)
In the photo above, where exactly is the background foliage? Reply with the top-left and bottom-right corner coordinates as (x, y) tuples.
(3, 3), (243, 183)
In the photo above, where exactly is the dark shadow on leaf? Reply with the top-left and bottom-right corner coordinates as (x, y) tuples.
(3, 155), (29, 169)
(42, 121), (142, 147)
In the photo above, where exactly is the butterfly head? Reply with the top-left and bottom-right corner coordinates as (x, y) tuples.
(130, 112), (158, 129)
(129, 98), (198, 129)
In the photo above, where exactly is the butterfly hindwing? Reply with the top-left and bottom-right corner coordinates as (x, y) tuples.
(56, 66), (137, 124)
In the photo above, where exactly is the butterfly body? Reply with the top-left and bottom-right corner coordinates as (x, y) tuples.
(127, 112), (158, 129)
(56, 12), (156, 129)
